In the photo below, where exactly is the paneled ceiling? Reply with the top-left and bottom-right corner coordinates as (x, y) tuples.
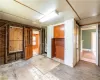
(0, 0), (100, 27)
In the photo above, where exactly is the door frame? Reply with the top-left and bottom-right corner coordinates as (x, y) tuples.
(32, 29), (41, 55)
(91, 32), (96, 53)
(76, 24), (80, 63)
(80, 24), (98, 65)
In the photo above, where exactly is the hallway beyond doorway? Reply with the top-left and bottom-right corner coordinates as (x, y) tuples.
(80, 25), (97, 64)
(32, 30), (40, 56)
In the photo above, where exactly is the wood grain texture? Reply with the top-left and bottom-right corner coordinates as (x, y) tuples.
(24, 28), (32, 60)
(52, 38), (56, 58)
(54, 24), (64, 38)
(0, 26), (6, 65)
(52, 38), (64, 60)
(0, 19), (41, 30)
(32, 33), (40, 54)
(0, 19), (41, 64)
(9, 27), (23, 52)
(55, 39), (64, 60)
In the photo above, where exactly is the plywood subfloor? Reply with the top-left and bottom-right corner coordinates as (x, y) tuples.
(0, 55), (100, 80)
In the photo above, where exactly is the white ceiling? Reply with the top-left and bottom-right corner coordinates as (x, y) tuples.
(69, 0), (100, 19)
(0, 0), (100, 27)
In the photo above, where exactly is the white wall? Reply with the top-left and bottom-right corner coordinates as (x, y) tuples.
(47, 25), (54, 58)
(64, 19), (75, 67)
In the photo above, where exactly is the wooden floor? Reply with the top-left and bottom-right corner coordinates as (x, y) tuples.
(81, 50), (95, 60)
(0, 55), (100, 80)
(51, 61), (100, 80)
(81, 50), (96, 63)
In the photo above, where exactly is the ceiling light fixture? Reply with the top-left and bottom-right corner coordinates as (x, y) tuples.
(39, 10), (58, 22)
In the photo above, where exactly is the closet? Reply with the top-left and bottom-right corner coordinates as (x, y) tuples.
(52, 24), (64, 60)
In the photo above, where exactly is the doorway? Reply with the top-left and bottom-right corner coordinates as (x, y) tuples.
(80, 25), (97, 64)
(32, 30), (40, 56)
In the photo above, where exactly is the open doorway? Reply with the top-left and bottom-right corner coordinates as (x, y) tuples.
(80, 25), (97, 64)
(32, 30), (40, 56)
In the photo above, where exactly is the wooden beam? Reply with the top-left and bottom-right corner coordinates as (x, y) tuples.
(0, 19), (41, 30)
(23, 27), (25, 59)
(0, 23), (9, 28)
(14, 0), (43, 15)
(4, 26), (7, 64)
(80, 21), (100, 26)
(66, 0), (81, 20)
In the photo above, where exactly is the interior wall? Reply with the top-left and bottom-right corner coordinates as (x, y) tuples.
(0, 19), (41, 64)
(82, 29), (96, 49)
(0, 26), (6, 65)
(47, 25), (54, 58)
(64, 19), (76, 67)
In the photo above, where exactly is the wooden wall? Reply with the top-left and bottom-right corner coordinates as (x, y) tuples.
(9, 27), (23, 52)
(0, 26), (6, 65)
(52, 38), (64, 60)
(0, 19), (41, 65)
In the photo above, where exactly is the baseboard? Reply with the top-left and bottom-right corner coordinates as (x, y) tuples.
(81, 58), (96, 64)
(82, 49), (92, 51)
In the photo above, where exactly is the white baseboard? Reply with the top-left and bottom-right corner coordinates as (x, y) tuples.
(81, 58), (96, 64)
(82, 49), (92, 51)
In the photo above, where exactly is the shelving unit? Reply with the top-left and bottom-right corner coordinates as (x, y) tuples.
(8, 26), (23, 62)
(52, 24), (64, 60)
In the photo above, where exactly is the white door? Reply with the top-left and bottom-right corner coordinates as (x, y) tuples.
(92, 32), (96, 57)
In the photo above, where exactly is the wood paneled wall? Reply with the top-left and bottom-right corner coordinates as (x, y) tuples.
(9, 27), (23, 52)
(54, 24), (64, 38)
(0, 19), (41, 64)
(0, 26), (6, 65)
(52, 38), (64, 60)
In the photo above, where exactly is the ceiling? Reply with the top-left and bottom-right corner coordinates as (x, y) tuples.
(0, 0), (100, 27)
